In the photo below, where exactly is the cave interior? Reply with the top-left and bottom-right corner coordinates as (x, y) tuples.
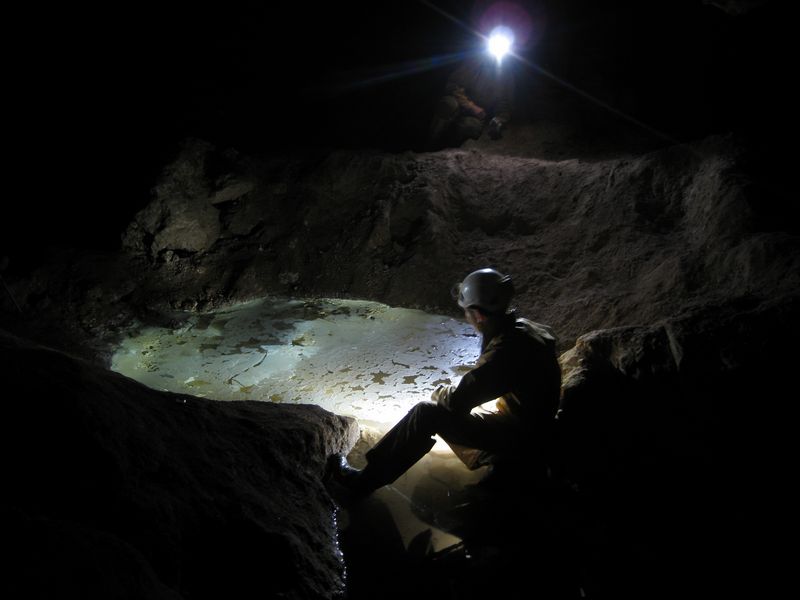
(1, 1), (796, 599)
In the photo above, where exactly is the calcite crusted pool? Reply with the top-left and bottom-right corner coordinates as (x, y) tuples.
(111, 297), (478, 427)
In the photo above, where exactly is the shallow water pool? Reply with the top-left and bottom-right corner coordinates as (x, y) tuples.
(111, 297), (479, 427)
(112, 296), (489, 552)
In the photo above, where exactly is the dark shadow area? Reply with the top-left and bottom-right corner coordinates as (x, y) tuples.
(338, 482), (584, 600)
(5, 1), (792, 264)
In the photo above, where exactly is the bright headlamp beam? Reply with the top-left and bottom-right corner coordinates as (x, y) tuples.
(488, 30), (512, 61)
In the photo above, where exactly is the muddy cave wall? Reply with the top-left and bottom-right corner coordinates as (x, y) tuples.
(117, 135), (798, 348)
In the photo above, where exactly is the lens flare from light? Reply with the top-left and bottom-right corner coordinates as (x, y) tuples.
(487, 26), (513, 61)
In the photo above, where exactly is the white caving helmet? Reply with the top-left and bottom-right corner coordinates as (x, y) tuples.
(453, 268), (514, 315)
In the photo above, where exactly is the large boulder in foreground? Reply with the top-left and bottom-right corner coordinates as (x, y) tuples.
(552, 294), (796, 598)
(0, 329), (358, 600)
(557, 293), (797, 484)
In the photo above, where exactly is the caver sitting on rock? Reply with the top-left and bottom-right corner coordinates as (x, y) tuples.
(428, 53), (516, 149)
(328, 267), (561, 496)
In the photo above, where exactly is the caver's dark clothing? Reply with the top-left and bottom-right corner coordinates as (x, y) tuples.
(438, 316), (560, 423)
(429, 55), (516, 148)
(361, 315), (560, 489)
(445, 56), (515, 125)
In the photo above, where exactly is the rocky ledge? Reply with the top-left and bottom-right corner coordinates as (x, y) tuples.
(0, 329), (358, 600)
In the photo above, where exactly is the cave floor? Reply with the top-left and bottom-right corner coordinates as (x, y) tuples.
(336, 436), (588, 600)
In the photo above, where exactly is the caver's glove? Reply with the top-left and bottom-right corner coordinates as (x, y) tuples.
(467, 102), (486, 121)
(431, 384), (456, 410)
(488, 117), (504, 139)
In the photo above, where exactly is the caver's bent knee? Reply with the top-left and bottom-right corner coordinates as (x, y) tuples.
(409, 399), (448, 419)
(435, 95), (460, 119)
